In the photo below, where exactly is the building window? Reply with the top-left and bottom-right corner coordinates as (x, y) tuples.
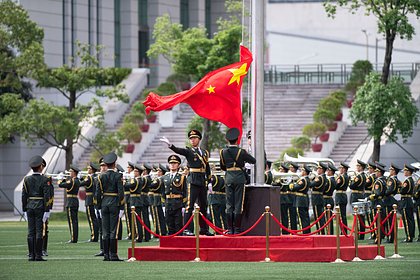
(205, 0), (211, 37)
(114, 0), (121, 67)
(138, 0), (149, 67)
(180, 0), (189, 30)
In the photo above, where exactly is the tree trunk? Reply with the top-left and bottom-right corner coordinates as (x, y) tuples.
(65, 138), (73, 170)
(201, 119), (210, 153)
(371, 138), (381, 163)
(381, 32), (395, 85)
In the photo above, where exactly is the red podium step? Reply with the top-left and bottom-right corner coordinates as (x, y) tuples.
(128, 235), (385, 262)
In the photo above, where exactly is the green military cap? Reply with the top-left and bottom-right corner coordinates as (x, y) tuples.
(134, 164), (143, 172)
(356, 160), (367, 169)
(143, 163), (153, 172)
(188, 129), (202, 139)
(103, 152), (117, 164)
(303, 164), (312, 174)
(226, 127), (240, 141)
(389, 163), (401, 173)
(116, 164), (125, 173)
(89, 162), (99, 171)
(168, 154), (181, 164)
(127, 161), (135, 169)
(158, 163), (168, 174)
(375, 164), (386, 173)
(29, 155), (45, 168)
(403, 164), (416, 173)
(280, 163), (289, 172)
(340, 162), (350, 169)
(289, 162), (299, 170)
(367, 161), (376, 169)
(69, 165), (80, 173)
(328, 163), (338, 172)
(317, 162), (328, 170)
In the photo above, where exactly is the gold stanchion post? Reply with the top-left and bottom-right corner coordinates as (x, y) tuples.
(352, 205), (363, 261)
(192, 205), (201, 262)
(127, 206), (137, 262)
(333, 206), (344, 263)
(389, 204), (403, 259)
(374, 205), (385, 260)
(262, 206), (271, 262)
(326, 204), (331, 235)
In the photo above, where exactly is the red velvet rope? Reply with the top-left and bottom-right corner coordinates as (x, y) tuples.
(380, 210), (394, 226)
(339, 215), (357, 237)
(268, 210), (327, 234)
(380, 212), (397, 236)
(134, 212), (194, 238)
(357, 212), (378, 229)
(200, 212), (265, 237)
(270, 213), (336, 236)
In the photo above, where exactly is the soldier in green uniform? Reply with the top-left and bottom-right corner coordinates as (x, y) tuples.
(42, 172), (53, 257)
(278, 163), (293, 234)
(365, 161), (377, 239)
(324, 163), (337, 235)
(96, 152), (124, 261)
(413, 166), (420, 242)
(383, 164), (400, 243)
(123, 161), (134, 240)
(149, 164), (168, 236)
(350, 160), (367, 240)
(208, 165), (227, 232)
(287, 163), (298, 232)
(163, 155), (187, 235)
(140, 164), (153, 241)
(80, 162), (99, 242)
(115, 164), (126, 240)
(220, 128), (256, 234)
(94, 158), (106, 257)
(265, 161), (273, 185)
(58, 166), (81, 243)
(22, 155), (51, 261)
(368, 164), (387, 244)
(400, 164), (415, 242)
(290, 165), (311, 234)
(160, 129), (213, 236)
(310, 162), (327, 235)
(335, 162), (349, 230)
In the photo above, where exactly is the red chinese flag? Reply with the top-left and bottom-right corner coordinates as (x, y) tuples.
(143, 45), (253, 141)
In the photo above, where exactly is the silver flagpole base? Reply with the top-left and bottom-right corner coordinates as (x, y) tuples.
(388, 254), (403, 259)
(127, 257), (137, 262)
(261, 257), (272, 262)
(332, 258), (345, 263)
(374, 255), (386, 260)
(191, 257), (201, 262)
(352, 257), (363, 262)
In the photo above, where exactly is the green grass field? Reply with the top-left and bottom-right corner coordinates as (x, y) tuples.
(1, 214), (420, 280)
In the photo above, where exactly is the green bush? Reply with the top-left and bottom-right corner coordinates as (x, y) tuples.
(313, 109), (336, 127)
(302, 122), (327, 144)
(156, 82), (177, 96)
(345, 60), (373, 95)
(96, 68), (131, 86)
(330, 90), (347, 106)
(291, 135), (311, 151)
(118, 120), (141, 144)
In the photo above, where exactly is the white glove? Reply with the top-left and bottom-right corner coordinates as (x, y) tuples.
(182, 207), (185, 216)
(42, 212), (50, 223)
(119, 209), (124, 219)
(159, 136), (171, 147)
(208, 183), (213, 193)
(57, 173), (64, 180)
(23, 212), (27, 221)
(96, 210), (102, 219)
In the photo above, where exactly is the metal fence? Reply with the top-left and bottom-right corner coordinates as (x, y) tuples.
(264, 63), (420, 85)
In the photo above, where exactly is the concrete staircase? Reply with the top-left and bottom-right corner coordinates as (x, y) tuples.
(328, 122), (370, 164)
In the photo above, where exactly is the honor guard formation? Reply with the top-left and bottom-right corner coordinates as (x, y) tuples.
(22, 129), (420, 261)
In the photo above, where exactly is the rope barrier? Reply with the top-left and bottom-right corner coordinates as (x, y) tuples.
(200, 212), (265, 237)
(134, 212), (194, 238)
(339, 215), (356, 237)
(357, 212), (378, 229)
(270, 213), (336, 236)
(381, 213), (397, 237)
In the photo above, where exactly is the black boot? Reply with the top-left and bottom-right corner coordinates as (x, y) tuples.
(234, 214), (242, 234)
(35, 238), (46, 261)
(95, 238), (104, 256)
(226, 214), (234, 235)
(109, 239), (123, 261)
(28, 237), (35, 261)
(42, 235), (48, 256)
(103, 239), (110, 261)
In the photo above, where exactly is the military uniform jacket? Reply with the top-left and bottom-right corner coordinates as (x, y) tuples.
(220, 145), (256, 185)
(59, 177), (80, 208)
(350, 172), (366, 193)
(265, 171), (273, 185)
(384, 176), (399, 207)
(170, 145), (210, 186)
(292, 176), (310, 208)
(163, 172), (187, 210)
(123, 176), (131, 204)
(324, 176), (336, 197)
(400, 176), (414, 209)
(142, 175), (152, 206)
(22, 173), (51, 212)
(96, 170), (124, 210)
(310, 173), (327, 206)
(280, 182), (293, 204)
(208, 174), (226, 205)
(127, 177), (147, 207)
(413, 180), (420, 207)
(80, 174), (97, 206)
(370, 176), (386, 207)
(335, 173), (349, 204)
(365, 173), (377, 194)
(150, 176), (164, 206)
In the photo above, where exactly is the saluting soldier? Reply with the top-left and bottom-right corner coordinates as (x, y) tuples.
(208, 166), (227, 232)
(58, 166), (81, 243)
(324, 164), (337, 235)
(220, 128), (256, 234)
(149, 164), (168, 236)
(22, 155), (51, 261)
(368, 164), (387, 244)
(350, 160), (367, 240)
(278, 163), (293, 234)
(335, 162), (350, 230)
(123, 161), (135, 240)
(160, 130), (213, 236)
(80, 162), (99, 242)
(383, 164), (400, 243)
(163, 155), (187, 235)
(290, 165), (311, 234)
(365, 161), (377, 239)
(310, 162), (328, 235)
(96, 152), (124, 261)
(400, 164), (415, 242)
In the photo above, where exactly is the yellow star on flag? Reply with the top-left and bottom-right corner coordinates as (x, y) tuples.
(206, 85), (216, 94)
(228, 63), (248, 85)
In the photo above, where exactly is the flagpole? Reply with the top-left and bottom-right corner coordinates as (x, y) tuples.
(250, 0), (265, 185)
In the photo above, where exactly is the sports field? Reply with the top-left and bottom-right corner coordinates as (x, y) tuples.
(1, 213), (420, 280)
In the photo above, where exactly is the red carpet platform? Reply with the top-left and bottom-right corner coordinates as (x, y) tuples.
(128, 235), (385, 262)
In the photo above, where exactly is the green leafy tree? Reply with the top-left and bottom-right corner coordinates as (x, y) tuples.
(187, 115), (225, 156)
(302, 122), (327, 144)
(350, 73), (419, 161)
(345, 60), (373, 95)
(324, 0), (420, 85)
